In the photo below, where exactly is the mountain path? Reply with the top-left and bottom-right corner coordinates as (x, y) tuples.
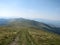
(9, 33), (20, 45)
(9, 30), (37, 45)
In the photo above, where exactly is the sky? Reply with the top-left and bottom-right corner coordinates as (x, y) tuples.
(0, 0), (60, 21)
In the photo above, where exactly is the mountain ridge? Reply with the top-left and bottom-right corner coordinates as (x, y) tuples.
(0, 18), (60, 35)
(33, 18), (60, 27)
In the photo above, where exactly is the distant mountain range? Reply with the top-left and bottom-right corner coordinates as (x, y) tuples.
(32, 18), (60, 27)
(0, 19), (9, 25)
(0, 18), (60, 34)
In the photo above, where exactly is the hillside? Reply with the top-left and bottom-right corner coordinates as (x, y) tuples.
(0, 18), (60, 34)
(0, 18), (60, 45)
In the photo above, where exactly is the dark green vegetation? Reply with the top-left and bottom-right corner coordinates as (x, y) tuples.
(0, 18), (60, 45)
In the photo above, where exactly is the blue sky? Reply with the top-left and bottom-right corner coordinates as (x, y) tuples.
(0, 0), (60, 21)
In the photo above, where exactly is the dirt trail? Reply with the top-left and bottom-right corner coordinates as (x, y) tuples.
(9, 34), (20, 45)
(9, 30), (36, 45)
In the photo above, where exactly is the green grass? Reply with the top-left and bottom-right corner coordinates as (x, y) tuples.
(0, 27), (19, 45)
(0, 27), (60, 45)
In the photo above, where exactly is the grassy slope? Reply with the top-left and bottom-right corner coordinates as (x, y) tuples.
(0, 27), (60, 45)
